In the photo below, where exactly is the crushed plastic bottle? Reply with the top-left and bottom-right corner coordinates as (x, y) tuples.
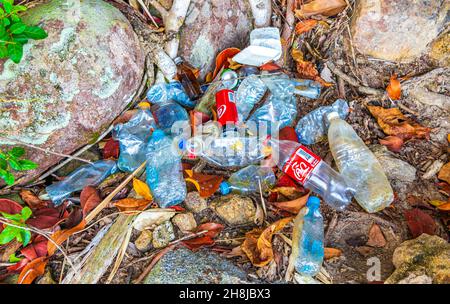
(146, 81), (195, 108)
(186, 131), (268, 167)
(290, 196), (324, 276)
(46, 160), (117, 205)
(269, 138), (355, 210)
(327, 112), (394, 213)
(151, 101), (190, 136)
(146, 130), (186, 207)
(114, 109), (156, 172)
(295, 99), (349, 145)
(219, 165), (276, 195)
(293, 79), (321, 99)
(236, 74), (297, 131)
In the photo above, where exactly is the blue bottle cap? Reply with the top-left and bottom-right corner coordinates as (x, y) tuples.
(152, 129), (165, 140)
(219, 181), (231, 195)
(306, 196), (321, 210)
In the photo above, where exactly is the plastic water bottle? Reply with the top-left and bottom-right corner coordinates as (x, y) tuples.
(219, 165), (276, 195)
(151, 101), (190, 136)
(46, 160), (117, 205)
(114, 108), (156, 172)
(327, 112), (394, 213)
(146, 130), (186, 207)
(269, 138), (354, 210)
(146, 81), (195, 108)
(291, 196), (324, 276)
(295, 99), (349, 145)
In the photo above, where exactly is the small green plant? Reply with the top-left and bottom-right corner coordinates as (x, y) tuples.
(0, 146), (38, 185)
(0, 0), (48, 63)
(0, 206), (32, 246)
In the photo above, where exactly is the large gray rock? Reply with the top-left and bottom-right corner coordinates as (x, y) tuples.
(143, 247), (252, 284)
(179, 0), (253, 79)
(351, 0), (448, 63)
(0, 0), (144, 183)
(371, 145), (416, 183)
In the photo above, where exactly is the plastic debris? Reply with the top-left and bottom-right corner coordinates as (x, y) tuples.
(146, 81), (196, 108)
(46, 160), (117, 205)
(114, 109), (156, 172)
(327, 111), (394, 213)
(293, 79), (322, 99)
(175, 57), (202, 101)
(295, 99), (349, 145)
(146, 130), (186, 207)
(151, 101), (190, 136)
(219, 165), (276, 195)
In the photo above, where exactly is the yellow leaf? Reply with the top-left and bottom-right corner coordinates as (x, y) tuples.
(133, 178), (153, 201)
(438, 162), (450, 184)
(429, 200), (448, 207)
(324, 247), (342, 259)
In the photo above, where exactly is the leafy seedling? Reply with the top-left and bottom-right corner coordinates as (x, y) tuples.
(0, 0), (48, 63)
(0, 206), (32, 246)
(0, 146), (38, 186)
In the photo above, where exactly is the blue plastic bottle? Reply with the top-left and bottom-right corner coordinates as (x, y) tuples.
(146, 130), (186, 207)
(293, 196), (324, 276)
(151, 101), (190, 136)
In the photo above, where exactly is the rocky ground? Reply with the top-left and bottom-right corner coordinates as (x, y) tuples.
(0, 0), (449, 284)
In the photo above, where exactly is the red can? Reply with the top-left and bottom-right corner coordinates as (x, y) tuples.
(215, 89), (238, 126)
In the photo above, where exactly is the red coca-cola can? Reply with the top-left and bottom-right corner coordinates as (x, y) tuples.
(216, 89), (238, 126)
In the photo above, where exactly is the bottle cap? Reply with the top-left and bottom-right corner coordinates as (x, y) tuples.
(151, 129), (165, 141)
(326, 111), (340, 122)
(306, 196), (321, 210)
(174, 57), (183, 65)
(219, 181), (231, 195)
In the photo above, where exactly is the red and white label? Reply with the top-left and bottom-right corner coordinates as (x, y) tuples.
(282, 145), (321, 184)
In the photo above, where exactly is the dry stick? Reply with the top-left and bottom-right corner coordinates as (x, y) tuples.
(58, 236), (70, 284)
(136, 0), (159, 28)
(258, 179), (267, 218)
(0, 136), (92, 165)
(85, 161), (147, 224)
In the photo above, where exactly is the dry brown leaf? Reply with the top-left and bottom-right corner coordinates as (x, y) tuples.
(438, 162), (450, 184)
(114, 198), (150, 212)
(17, 257), (48, 284)
(132, 178), (153, 201)
(292, 49), (333, 87)
(19, 190), (47, 209)
(386, 74), (401, 100)
(47, 220), (86, 256)
(324, 247), (342, 260)
(367, 106), (431, 141)
(379, 136), (404, 152)
(185, 170), (223, 198)
(80, 186), (101, 216)
(366, 223), (386, 248)
(437, 201), (450, 211)
(295, 19), (318, 35)
(295, 0), (347, 18)
(272, 191), (310, 214)
(241, 217), (293, 267)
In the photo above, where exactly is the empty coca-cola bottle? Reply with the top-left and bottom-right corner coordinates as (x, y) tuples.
(269, 138), (355, 211)
(174, 57), (202, 101)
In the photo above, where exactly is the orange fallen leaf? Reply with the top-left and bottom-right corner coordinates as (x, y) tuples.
(47, 220), (86, 256)
(292, 49), (333, 87)
(241, 217), (293, 267)
(295, 0), (347, 18)
(259, 62), (282, 71)
(133, 178), (153, 201)
(181, 222), (224, 252)
(18, 257), (48, 284)
(80, 186), (101, 216)
(114, 198), (150, 212)
(272, 190), (310, 214)
(438, 163), (450, 184)
(19, 190), (47, 209)
(386, 74), (401, 100)
(211, 47), (241, 80)
(366, 223), (386, 248)
(295, 19), (318, 35)
(185, 170), (223, 198)
(379, 136), (404, 152)
(324, 247), (342, 260)
(437, 202), (450, 211)
(367, 106), (431, 141)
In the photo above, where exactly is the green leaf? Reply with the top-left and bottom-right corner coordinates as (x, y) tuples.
(0, 152), (6, 160)
(0, 158), (6, 169)
(8, 146), (24, 158)
(7, 42), (22, 63)
(0, 23), (5, 37)
(12, 5), (27, 13)
(2, 18), (10, 27)
(21, 207), (32, 221)
(3, 1), (12, 13)
(7, 157), (20, 170)
(19, 229), (31, 246)
(1, 212), (23, 222)
(8, 22), (26, 34)
(9, 253), (22, 263)
(17, 159), (38, 171)
(0, 44), (7, 58)
(0, 226), (18, 245)
(23, 26), (47, 40)
(0, 168), (14, 185)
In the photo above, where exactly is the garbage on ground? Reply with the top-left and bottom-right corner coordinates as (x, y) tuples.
(327, 112), (394, 213)
(174, 57), (203, 101)
(113, 107), (156, 172)
(295, 99), (349, 145)
(233, 27), (282, 67)
(151, 100), (190, 136)
(46, 160), (117, 205)
(219, 165), (276, 195)
(146, 130), (186, 207)
(146, 81), (195, 108)
(289, 196), (324, 277)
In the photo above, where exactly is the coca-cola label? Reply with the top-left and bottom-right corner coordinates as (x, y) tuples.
(282, 145), (321, 184)
(217, 104), (226, 119)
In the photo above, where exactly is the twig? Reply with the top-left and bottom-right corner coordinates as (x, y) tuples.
(258, 179), (267, 218)
(136, 0), (159, 28)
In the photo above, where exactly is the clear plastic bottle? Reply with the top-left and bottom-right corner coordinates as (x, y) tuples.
(327, 112), (394, 213)
(146, 130), (186, 207)
(46, 160), (117, 205)
(290, 196), (324, 276)
(219, 165), (276, 195)
(269, 138), (354, 210)
(151, 101), (190, 136)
